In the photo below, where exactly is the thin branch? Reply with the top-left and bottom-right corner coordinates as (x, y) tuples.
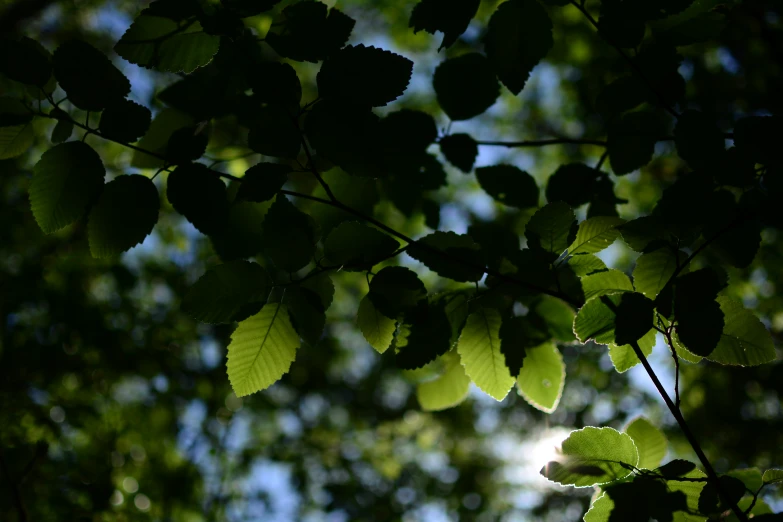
(474, 137), (607, 148)
(599, 298), (748, 522)
(568, 0), (680, 120)
(595, 149), (610, 169)
(663, 324), (681, 409)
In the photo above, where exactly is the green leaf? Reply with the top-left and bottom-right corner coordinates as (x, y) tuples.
(98, 99), (151, 143)
(457, 308), (516, 401)
(674, 110), (725, 169)
(581, 269), (634, 301)
(674, 269), (725, 357)
(546, 163), (605, 208)
(669, 468), (708, 522)
(534, 295), (577, 342)
(182, 260), (272, 324)
(325, 221), (400, 269)
(608, 328), (656, 373)
(247, 104), (301, 159)
(369, 266), (427, 320)
(525, 201), (577, 255)
(53, 40), (130, 111)
(433, 53), (500, 121)
(624, 417), (667, 469)
(706, 297), (776, 366)
(540, 426), (639, 487)
(568, 216), (625, 256)
(236, 163), (290, 203)
(574, 293), (623, 344)
(0, 120), (34, 159)
(698, 475), (746, 515)
(50, 119), (73, 144)
(409, 0), (480, 50)
(499, 317), (539, 377)
(87, 175), (160, 258)
(614, 292), (655, 346)
(226, 303), (300, 397)
(166, 163), (229, 236)
(262, 195), (318, 272)
(317, 44), (413, 107)
(265, 1), (355, 63)
(517, 342), (565, 413)
(484, 0), (553, 95)
(115, 16), (220, 73)
(29, 141), (105, 234)
(608, 111), (665, 175)
(633, 247), (687, 299)
(439, 133), (478, 173)
(762, 469), (783, 486)
(726, 468), (763, 492)
(395, 301), (452, 370)
(476, 164), (539, 208)
(566, 254), (607, 276)
(357, 295), (396, 354)
(416, 351), (471, 411)
(132, 108), (195, 168)
(407, 231), (485, 282)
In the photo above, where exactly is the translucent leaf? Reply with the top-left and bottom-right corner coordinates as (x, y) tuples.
(395, 301), (452, 370)
(88, 175), (160, 258)
(265, 1), (355, 63)
(226, 303), (300, 397)
(357, 295), (396, 354)
(633, 247), (687, 299)
(726, 468), (763, 492)
(546, 163), (605, 208)
(670, 468), (708, 522)
(0, 121), (34, 159)
(614, 292), (655, 346)
(325, 221), (400, 269)
(433, 53), (500, 121)
(525, 201), (577, 255)
(583, 493), (613, 522)
(574, 293), (623, 345)
(416, 351), (471, 411)
(476, 164), (539, 208)
(534, 295), (577, 342)
(706, 297), (776, 366)
(517, 342), (564, 413)
(763, 469), (783, 486)
(674, 110), (725, 169)
(98, 99), (151, 143)
(115, 16), (220, 73)
(262, 196), (318, 272)
(182, 261), (272, 324)
(369, 266), (427, 319)
(566, 254), (607, 276)
(409, 0), (480, 50)
(317, 44), (413, 107)
(457, 308), (515, 401)
(624, 417), (667, 469)
(581, 269), (633, 301)
(568, 216), (625, 255)
(236, 163), (290, 203)
(53, 40), (130, 111)
(29, 141), (105, 234)
(540, 426), (638, 487)
(484, 0), (553, 95)
(133, 108), (195, 168)
(439, 133), (478, 173)
(407, 231), (485, 282)
(608, 328), (656, 373)
(166, 163), (229, 236)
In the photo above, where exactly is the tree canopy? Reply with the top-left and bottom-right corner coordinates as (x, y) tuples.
(1, 0), (782, 520)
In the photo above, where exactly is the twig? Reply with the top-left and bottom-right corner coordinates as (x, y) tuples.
(595, 150), (610, 169)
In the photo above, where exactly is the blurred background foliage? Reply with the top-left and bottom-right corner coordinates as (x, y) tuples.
(0, 0), (782, 520)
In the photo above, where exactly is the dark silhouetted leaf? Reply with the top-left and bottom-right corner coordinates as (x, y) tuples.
(284, 286), (327, 346)
(476, 164), (539, 208)
(183, 260), (272, 323)
(236, 163), (290, 203)
(698, 475), (746, 515)
(166, 163), (229, 235)
(324, 221), (400, 268)
(53, 40), (130, 111)
(408, 231), (485, 282)
(248, 62), (302, 112)
(317, 45), (413, 107)
(674, 110), (725, 169)
(484, 0), (553, 95)
(51, 119), (74, 144)
(433, 53), (500, 121)
(395, 301), (452, 370)
(133, 108), (195, 168)
(262, 195), (318, 272)
(88, 175), (159, 258)
(608, 111), (666, 175)
(369, 266), (427, 320)
(468, 222), (519, 270)
(29, 141), (105, 234)
(674, 268), (726, 357)
(248, 104), (300, 159)
(210, 201), (267, 261)
(619, 216), (673, 252)
(409, 0), (480, 50)
(546, 163), (604, 208)
(166, 125), (208, 164)
(439, 133), (478, 172)
(658, 460), (697, 479)
(734, 115), (783, 165)
(357, 295), (396, 354)
(498, 316), (535, 377)
(614, 292), (655, 348)
(98, 99), (152, 143)
(265, 1), (355, 63)
(222, 0), (282, 17)
(596, 75), (647, 117)
(0, 36), (52, 87)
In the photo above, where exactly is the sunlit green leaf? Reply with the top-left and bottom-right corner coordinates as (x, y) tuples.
(568, 216), (625, 255)
(416, 351), (471, 411)
(608, 328), (656, 373)
(457, 308), (515, 401)
(624, 417), (667, 469)
(707, 297), (776, 366)
(517, 342), (564, 413)
(357, 295), (396, 354)
(581, 269), (633, 301)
